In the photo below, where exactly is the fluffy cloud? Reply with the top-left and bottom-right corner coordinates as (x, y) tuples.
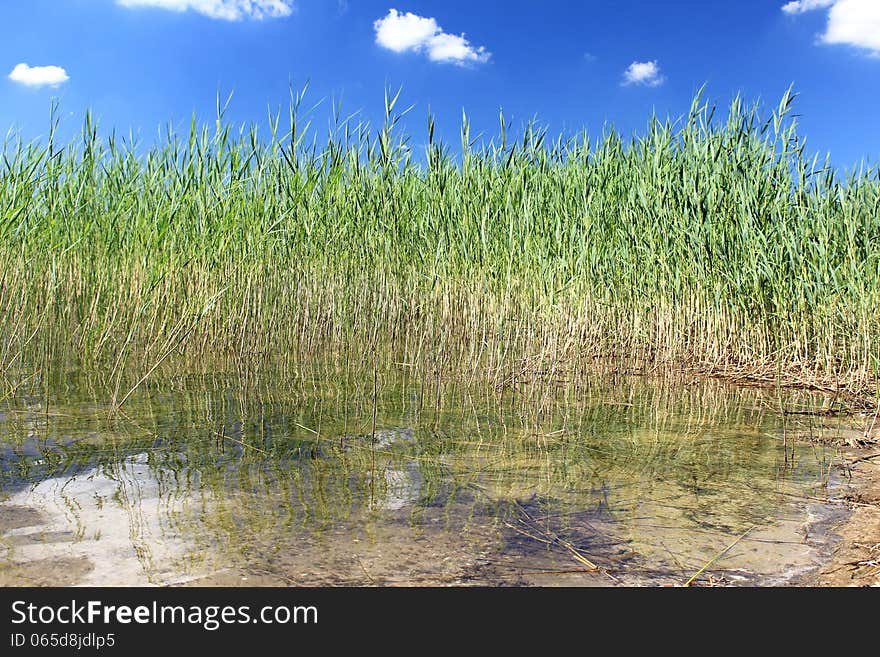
(783, 0), (880, 55)
(781, 0), (834, 14)
(622, 60), (664, 87)
(374, 9), (490, 65)
(116, 0), (293, 21)
(8, 63), (70, 88)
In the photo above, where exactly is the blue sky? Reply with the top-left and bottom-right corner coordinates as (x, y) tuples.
(2, 0), (878, 169)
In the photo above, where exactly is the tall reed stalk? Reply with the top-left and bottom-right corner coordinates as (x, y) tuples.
(1, 88), (878, 393)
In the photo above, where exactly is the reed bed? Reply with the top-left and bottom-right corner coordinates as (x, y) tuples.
(1, 88), (878, 394)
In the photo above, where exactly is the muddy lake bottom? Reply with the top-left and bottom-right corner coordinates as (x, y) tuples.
(0, 371), (863, 587)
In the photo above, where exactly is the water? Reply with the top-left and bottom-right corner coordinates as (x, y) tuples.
(0, 369), (850, 586)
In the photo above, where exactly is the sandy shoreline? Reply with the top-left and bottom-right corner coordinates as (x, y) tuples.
(807, 448), (880, 587)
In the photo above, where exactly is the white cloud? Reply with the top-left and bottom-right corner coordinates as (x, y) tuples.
(781, 0), (834, 14)
(116, 0), (294, 21)
(8, 63), (70, 88)
(374, 10), (439, 52)
(373, 9), (490, 65)
(426, 32), (489, 64)
(824, 0), (880, 53)
(783, 0), (880, 55)
(622, 60), (664, 87)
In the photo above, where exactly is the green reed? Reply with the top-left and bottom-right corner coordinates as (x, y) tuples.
(1, 87), (878, 392)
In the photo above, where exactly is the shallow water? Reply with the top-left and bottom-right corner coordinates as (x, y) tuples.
(0, 370), (852, 586)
